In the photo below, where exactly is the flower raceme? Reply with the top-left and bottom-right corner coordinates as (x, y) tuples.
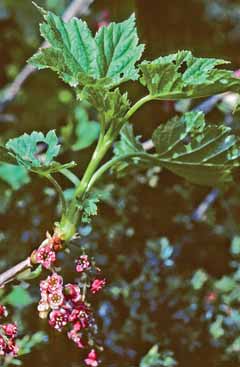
(36, 246), (105, 366)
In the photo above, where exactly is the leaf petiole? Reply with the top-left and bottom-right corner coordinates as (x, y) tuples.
(86, 152), (155, 192)
(45, 174), (67, 214)
(125, 95), (154, 121)
(60, 168), (80, 186)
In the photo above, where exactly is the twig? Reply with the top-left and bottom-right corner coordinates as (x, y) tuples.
(193, 94), (224, 113)
(0, 258), (31, 288)
(0, 0), (94, 112)
(191, 188), (220, 222)
(0, 114), (16, 123)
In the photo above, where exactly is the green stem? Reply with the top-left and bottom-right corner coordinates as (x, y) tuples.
(74, 134), (107, 198)
(61, 94), (154, 228)
(86, 153), (148, 192)
(60, 168), (80, 186)
(125, 95), (154, 120)
(66, 134), (112, 223)
(46, 174), (67, 214)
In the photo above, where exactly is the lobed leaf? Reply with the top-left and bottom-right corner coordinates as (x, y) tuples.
(6, 130), (60, 169)
(29, 10), (98, 87)
(78, 192), (101, 223)
(139, 50), (240, 100)
(95, 14), (144, 85)
(113, 111), (240, 186)
(29, 9), (144, 89)
(152, 111), (240, 186)
(5, 130), (74, 175)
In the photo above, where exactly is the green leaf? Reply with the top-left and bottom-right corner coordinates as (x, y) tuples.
(6, 130), (60, 168)
(140, 50), (240, 99)
(72, 106), (99, 151)
(29, 9), (98, 87)
(114, 123), (144, 155)
(77, 191), (105, 223)
(226, 336), (240, 354)
(191, 269), (208, 290)
(17, 331), (46, 356)
(152, 111), (240, 186)
(113, 123), (152, 174)
(81, 87), (130, 130)
(16, 265), (42, 281)
(209, 315), (225, 339)
(5, 130), (74, 175)
(215, 276), (236, 292)
(95, 14), (144, 86)
(29, 9), (144, 88)
(113, 111), (240, 186)
(140, 345), (176, 367)
(0, 163), (30, 190)
(4, 286), (33, 308)
(61, 106), (99, 150)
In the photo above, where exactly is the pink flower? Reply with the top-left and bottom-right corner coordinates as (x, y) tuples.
(69, 309), (89, 328)
(47, 273), (63, 293)
(67, 329), (84, 348)
(64, 284), (81, 303)
(75, 255), (90, 273)
(72, 321), (81, 332)
(36, 244), (56, 269)
(68, 303), (89, 328)
(48, 291), (64, 309)
(84, 349), (99, 367)
(2, 323), (17, 338)
(49, 308), (68, 332)
(5, 338), (19, 356)
(90, 279), (106, 294)
(0, 305), (8, 318)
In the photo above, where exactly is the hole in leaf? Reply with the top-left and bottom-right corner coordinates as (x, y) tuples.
(35, 141), (48, 154)
(34, 141), (49, 162)
(177, 61), (188, 74)
(120, 72), (124, 78)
